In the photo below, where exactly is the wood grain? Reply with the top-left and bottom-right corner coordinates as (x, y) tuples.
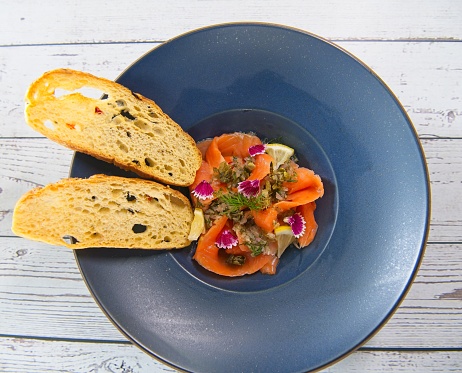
(0, 337), (175, 373)
(0, 336), (461, 373)
(368, 243), (462, 347)
(421, 138), (462, 242)
(1, 41), (460, 138)
(0, 238), (122, 341)
(1, 0), (460, 46)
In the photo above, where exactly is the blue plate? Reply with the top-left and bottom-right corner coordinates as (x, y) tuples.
(72, 23), (430, 372)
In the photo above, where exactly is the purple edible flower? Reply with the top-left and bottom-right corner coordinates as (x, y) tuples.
(192, 180), (214, 200)
(237, 179), (261, 198)
(248, 144), (266, 157)
(216, 229), (239, 249)
(284, 213), (306, 238)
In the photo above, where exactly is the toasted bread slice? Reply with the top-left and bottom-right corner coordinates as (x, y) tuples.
(12, 175), (193, 249)
(25, 69), (202, 186)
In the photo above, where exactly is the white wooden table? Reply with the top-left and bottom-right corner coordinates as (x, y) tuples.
(1, 1), (461, 372)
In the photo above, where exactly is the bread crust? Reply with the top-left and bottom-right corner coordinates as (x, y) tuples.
(25, 69), (202, 186)
(12, 175), (194, 249)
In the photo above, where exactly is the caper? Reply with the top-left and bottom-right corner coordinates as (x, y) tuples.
(226, 255), (246, 266)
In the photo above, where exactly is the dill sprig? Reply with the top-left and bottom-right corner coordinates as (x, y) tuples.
(217, 191), (270, 212)
(245, 241), (266, 256)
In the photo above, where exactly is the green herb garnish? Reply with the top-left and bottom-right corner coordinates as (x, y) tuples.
(245, 241), (266, 256)
(217, 191), (270, 212)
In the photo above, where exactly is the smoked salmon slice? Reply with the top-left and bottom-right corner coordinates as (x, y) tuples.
(297, 202), (318, 248)
(284, 167), (320, 194)
(190, 161), (214, 190)
(216, 133), (262, 158)
(189, 161), (218, 206)
(205, 137), (226, 169)
(260, 256), (279, 275)
(251, 207), (278, 232)
(201, 133), (262, 168)
(274, 187), (323, 212)
(248, 153), (273, 181)
(193, 215), (273, 277)
(197, 139), (213, 160)
(275, 170), (324, 212)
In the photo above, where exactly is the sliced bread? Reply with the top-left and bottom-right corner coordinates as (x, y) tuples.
(12, 175), (194, 249)
(25, 68), (202, 186)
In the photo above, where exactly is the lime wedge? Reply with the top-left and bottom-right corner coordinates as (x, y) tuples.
(188, 208), (205, 241)
(265, 143), (295, 169)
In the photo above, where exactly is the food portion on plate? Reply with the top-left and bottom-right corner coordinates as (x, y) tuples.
(12, 174), (194, 249)
(188, 132), (324, 276)
(25, 68), (202, 187)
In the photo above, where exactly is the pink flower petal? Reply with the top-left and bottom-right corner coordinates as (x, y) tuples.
(237, 179), (261, 198)
(192, 180), (214, 200)
(249, 144), (266, 157)
(283, 213), (306, 238)
(216, 229), (239, 249)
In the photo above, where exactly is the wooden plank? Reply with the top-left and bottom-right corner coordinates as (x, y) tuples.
(326, 350), (462, 372)
(421, 138), (462, 242)
(1, 41), (460, 139)
(1, 0), (461, 46)
(0, 238), (124, 341)
(367, 243), (462, 347)
(0, 237), (461, 347)
(0, 336), (461, 373)
(0, 139), (73, 187)
(339, 42), (462, 139)
(0, 139), (74, 238)
(0, 337), (175, 373)
(2, 138), (458, 241)
(0, 43), (154, 138)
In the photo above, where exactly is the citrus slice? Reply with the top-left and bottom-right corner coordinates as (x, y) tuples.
(265, 143), (295, 169)
(188, 208), (205, 241)
(274, 225), (295, 258)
